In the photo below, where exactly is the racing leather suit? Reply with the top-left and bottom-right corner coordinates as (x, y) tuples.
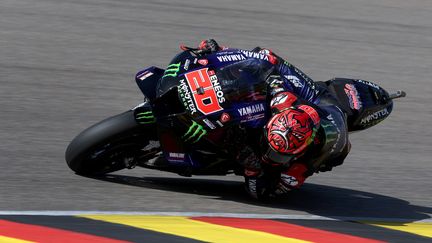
(197, 40), (350, 198)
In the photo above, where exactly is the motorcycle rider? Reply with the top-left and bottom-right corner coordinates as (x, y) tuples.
(196, 39), (351, 199)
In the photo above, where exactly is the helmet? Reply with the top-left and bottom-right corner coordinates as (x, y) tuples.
(265, 106), (319, 156)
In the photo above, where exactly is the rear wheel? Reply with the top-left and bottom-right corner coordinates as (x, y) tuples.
(65, 110), (156, 175)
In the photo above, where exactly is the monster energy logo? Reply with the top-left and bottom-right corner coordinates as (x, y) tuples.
(182, 121), (207, 143)
(162, 62), (181, 78)
(136, 111), (156, 124)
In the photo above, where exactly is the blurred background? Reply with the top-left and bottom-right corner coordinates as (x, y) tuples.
(1, 0), (431, 218)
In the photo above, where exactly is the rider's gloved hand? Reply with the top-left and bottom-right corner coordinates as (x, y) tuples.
(244, 173), (272, 200)
(198, 39), (222, 53)
(274, 163), (308, 195)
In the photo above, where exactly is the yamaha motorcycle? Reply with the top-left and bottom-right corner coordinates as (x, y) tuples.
(65, 48), (405, 177)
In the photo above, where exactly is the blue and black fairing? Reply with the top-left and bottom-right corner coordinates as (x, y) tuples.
(135, 67), (165, 103)
(322, 78), (394, 131)
(134, 49), (278, 172)
(145, 49), (277, 129)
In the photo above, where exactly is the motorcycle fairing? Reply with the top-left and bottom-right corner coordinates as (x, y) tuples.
(135, 49), (279, 173)
(135, 66), (165, 102)
(324, 78), (394, 131)
(155, 50), (276, 128)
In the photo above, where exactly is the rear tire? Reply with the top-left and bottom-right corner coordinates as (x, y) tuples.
(65, 110), (153, 175)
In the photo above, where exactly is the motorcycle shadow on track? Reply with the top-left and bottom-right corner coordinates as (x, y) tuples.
(88, 173), (432, 222)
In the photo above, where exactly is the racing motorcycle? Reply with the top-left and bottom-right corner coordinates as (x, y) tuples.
(65, 47), (406, 177)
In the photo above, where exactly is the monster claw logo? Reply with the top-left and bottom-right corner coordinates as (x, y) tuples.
(136, 111), (156, 124)
(162, 62), (181, 78)
(182, 121), (207, 143)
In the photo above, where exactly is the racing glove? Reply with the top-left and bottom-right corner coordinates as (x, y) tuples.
(244, 173), (273, 200)
(274, 163), (308, 195)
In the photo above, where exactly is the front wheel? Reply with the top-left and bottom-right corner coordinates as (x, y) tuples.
(65, 110), (156, 175)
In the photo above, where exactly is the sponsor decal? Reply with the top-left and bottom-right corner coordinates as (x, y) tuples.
(326, 114), (342, 154)
(281, 174), (299, 187)
(198, 59), (208, 66)
(270, 92), (297, 111)
(168, 152), (185, 161)
(357, 79), (380, 89)
(241, 113), (265, 123)
(258, 48), (278, 63)
(162, 62), (181, 78)
(292, 67), (319, 95)
(183, 59), (190, 71)
(240, 50), (270, 61)
(203, 118), (217, 129)
(269, 76), (284, 87)
(184, 68), (225, 115)
(248, 178), (257, 196)
(284, 75), (304, 88)
(135, 111), (156, 124)
(216, 120), (224, 127)
(182, 121), (207, 143)
(238, 103), (265, 116)
(137, 71), (153, 81)
(271, 93), (289, 107)
(360, 108), (389, 124)
(238, 103), (266, 123)
(344, 84), (362, 110)
(259, 49), (271, 55)
(216, 54), (246, 62)
(178, 79), (198, 114)
(220, 112), (231, 123)
(271, 88), (285, 96)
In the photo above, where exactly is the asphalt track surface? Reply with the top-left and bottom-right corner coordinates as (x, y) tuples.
(1, 0), (432, 233)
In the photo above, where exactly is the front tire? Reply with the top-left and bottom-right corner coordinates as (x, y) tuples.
(65, 110), (154, 175)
